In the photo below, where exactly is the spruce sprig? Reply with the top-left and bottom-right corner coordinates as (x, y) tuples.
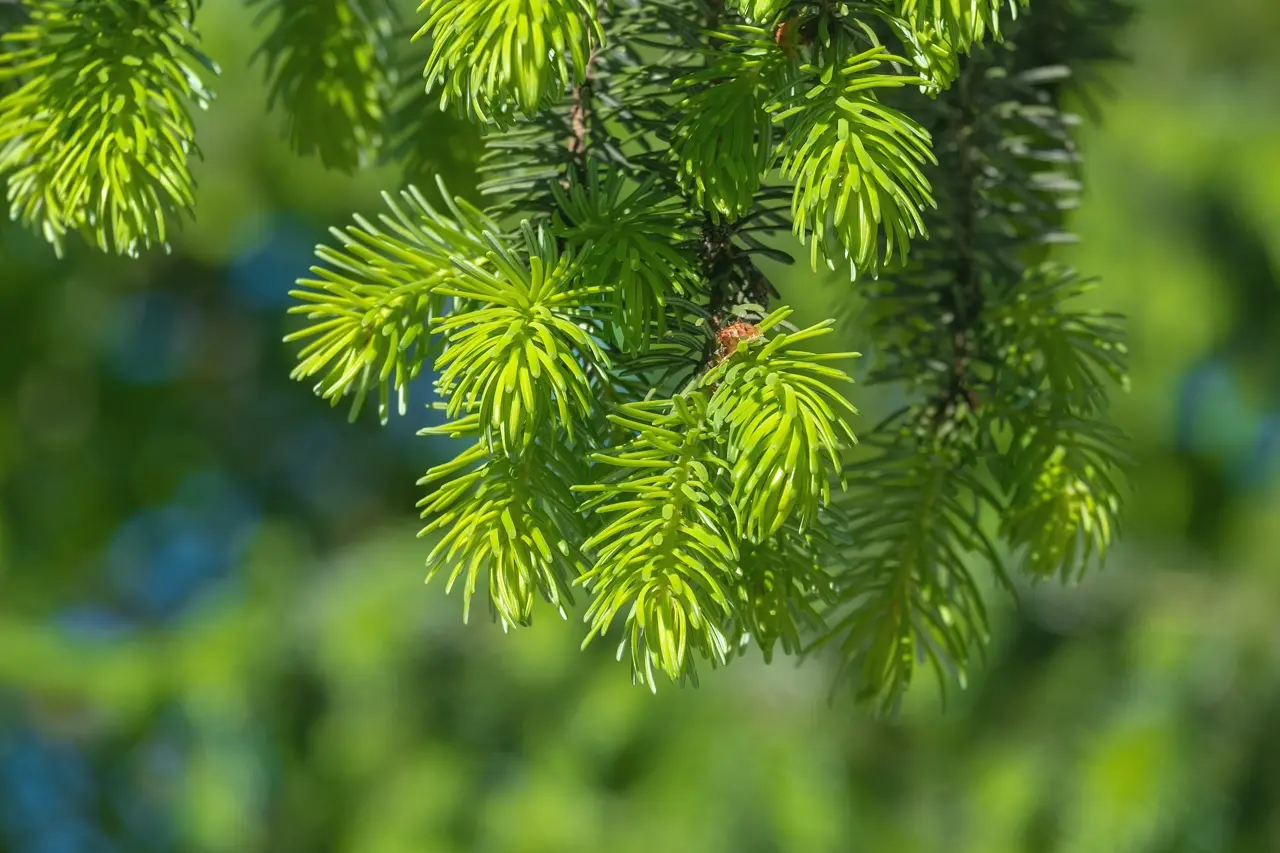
(415, 0), (602, 127)
(247, 0), (399, 171)
(772, 45), (937, 276)
(431, 223), (611, 455)
(0, 0), (216, 256)
(576, 394), (739, 689)
(285, 180), (499, 422)
(418, 414), (590, 628)
(699, 308), (861, 542)
(551, 165), (700, 352)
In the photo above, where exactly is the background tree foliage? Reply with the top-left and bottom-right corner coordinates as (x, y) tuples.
(3, 0), (1280, 850)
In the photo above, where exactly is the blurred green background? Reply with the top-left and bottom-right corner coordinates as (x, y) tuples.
(2, 0), (1279, 851)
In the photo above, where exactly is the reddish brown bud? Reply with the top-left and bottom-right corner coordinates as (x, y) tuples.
(716, 322), (762, 360)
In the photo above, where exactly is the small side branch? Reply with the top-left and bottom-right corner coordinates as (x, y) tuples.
(934, 58), (987, 423)
(567, 56), (596, 175)
(566, 0), (608, 178)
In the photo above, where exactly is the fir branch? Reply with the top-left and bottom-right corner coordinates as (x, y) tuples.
(893, 0), (1027, 57)
(383, 18), (482, 184)
(286, 180), (499, 422)
(772, 45), (937, 277)
(576, 394), (738, 689)
(990, 263), (1128, 419)
(0, 0), (216, 257)
(669, 27), (786, 223)
(247, 0), (398, 172)
(551, 164), (700, 352)
(431, 222), (612, 456)
(989, 262), (1129, 579)
(266, 0), (1136, 709)
(728, 512), (842, 663)
(996, 416), (1126, 581)
(415, 0), (603, 128)
(418, 416), (590, 628)
(821, 1), (1131, 703)
(699, 307), (861, 542)
(824, 437), (1003, 713)
(7, 0), (1140, 711)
